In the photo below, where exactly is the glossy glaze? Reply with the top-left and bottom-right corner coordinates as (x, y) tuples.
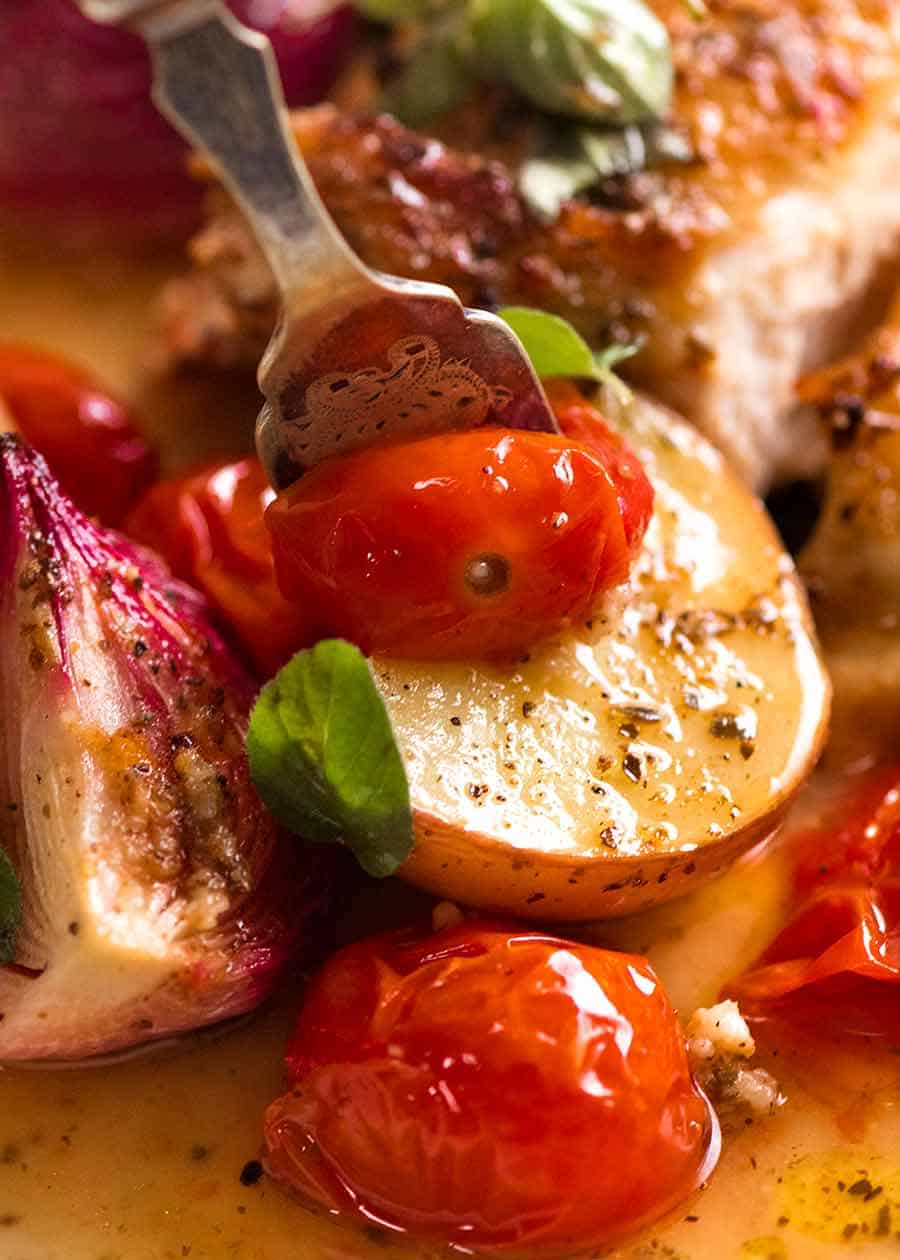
(265, 924), (716, 1254)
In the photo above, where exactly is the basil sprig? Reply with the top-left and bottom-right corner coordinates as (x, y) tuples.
(248, 640), (414, 879)
(0, 847), (21, 966)
(372, 0), (673, 131)
(499, 306), (640, 402)
(520, 119), (694, 221)
(469, 0), (672, 125)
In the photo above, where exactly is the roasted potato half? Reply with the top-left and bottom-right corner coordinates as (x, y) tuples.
(373, 394), (830, 919)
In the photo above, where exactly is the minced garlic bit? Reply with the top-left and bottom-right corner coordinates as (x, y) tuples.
(686, 999), (756, 1062)
(432, 901), (465, 932)
(686, 1000), (783, 1117)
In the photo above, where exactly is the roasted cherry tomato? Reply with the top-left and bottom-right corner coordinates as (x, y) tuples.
(264, 921), (716, 1255)
(267, 422), (652, 661)
(547, 379), (655, 553)
(125, 458), (317, 677)
(729, 769), (900, 1040)
(0, 344), (157, 524)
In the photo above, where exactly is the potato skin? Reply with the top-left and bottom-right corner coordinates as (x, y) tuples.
(403, 784), (801, 921)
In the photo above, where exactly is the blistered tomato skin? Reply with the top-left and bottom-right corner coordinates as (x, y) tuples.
(264, 923), (717, 1255)
(730, 770), (900, 1040)
(0, 344), (157, 524)
(547, 380), (655, 556)
(267, 425), (649, 661)
(125, 458), (317, 677)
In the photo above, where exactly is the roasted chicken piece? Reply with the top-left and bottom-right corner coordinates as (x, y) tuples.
(159, 1), (900, 490)
(798, 286), (900, 758)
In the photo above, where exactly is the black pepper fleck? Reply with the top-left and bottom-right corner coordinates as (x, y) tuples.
(239, 1159), (264, 1187)
(622, 752), (642, 783)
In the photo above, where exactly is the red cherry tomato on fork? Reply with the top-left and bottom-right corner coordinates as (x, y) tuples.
(547, 378), (655, 555)
(266, 422), (652, 661)
(263, 921), (717, 1255)
(125, 457), (317, 677)
(0, 344), (157, 524)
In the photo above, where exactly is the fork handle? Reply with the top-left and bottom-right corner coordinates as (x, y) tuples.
(140, 0), (367, 299)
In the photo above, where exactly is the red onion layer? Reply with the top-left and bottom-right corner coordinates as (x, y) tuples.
(0, 1), (356, 240)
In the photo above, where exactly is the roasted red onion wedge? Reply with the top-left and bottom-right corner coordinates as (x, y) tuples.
(0, 435), (312, 1062)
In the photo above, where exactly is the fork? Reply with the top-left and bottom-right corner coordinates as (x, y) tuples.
(75, 0), (559, 488)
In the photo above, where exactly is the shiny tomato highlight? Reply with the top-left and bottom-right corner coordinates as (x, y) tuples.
(0, 344), (157, 524)
(267, 422), (652, 661)
(547, 379), (655, 554)
(729, 769), (900, 1040)
(264, 922), (717, 1255)
(125, 458), (317, 677)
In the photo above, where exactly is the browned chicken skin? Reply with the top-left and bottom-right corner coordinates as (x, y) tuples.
(159, 0), (900, 489)
(797, 284), (900, 758)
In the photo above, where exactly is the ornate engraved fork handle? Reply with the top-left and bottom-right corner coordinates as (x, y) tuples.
(139, 0), (368, 299)
(75, 0), (559, 482)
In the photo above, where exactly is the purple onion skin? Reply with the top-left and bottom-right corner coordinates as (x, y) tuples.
(0, 435), (321, 1061)
(0, 1), (356, 241)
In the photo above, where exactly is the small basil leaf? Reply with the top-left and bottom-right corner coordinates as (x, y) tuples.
(499, 306), (640, 403)
(380, 16), (474, 126)
(247, 640), (413, 879)
(470, 0), (672, 124)
(519, 128), (602, 222)
(0, 847), (21, 966)
(519, 120), (695, 222)
(498, 307), (598, 380)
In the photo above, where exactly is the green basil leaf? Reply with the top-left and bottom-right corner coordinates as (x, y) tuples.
(519, 137), (603, 222)
(498, 307), (598, 380)
(247, 640), (413, 879)
(519, 119), (695, 222)
(469, 0), (672, 124)
(0, 847), (21, 966)
(380, 17), (474, 126)
(499, 306), (639, 402)
(577, 123), (650, 179)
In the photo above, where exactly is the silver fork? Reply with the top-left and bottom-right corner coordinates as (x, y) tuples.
(76, 0), (559, 488)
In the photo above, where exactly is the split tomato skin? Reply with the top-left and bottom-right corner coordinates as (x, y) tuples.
(730, 769), (900, 1040)
(125, 457), (318, 677)
(264, 922), (717, 1255)
(547, 379), (655, 554)
(0, 344), (157, 524)
(267, 422), (651, 661)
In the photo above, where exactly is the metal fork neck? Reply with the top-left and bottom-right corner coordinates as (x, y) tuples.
(143, 2), (368, 301)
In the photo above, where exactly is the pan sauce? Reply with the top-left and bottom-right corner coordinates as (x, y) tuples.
(1, 236), (899, 1260)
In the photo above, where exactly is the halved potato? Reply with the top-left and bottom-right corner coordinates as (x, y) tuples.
(373, 394), (831, 919)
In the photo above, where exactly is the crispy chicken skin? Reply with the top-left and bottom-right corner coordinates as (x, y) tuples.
(798, 285), (900, 757)
(159, 0), (900, 489)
